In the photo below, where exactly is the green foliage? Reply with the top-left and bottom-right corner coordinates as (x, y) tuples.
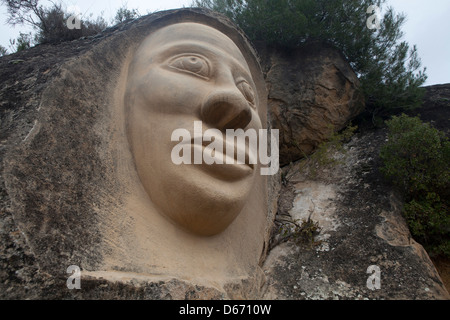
(404, 195), (450, 257)
(299, 123), (357, 178)
(380, 114), (450, 198)
(114, 5), (140, 24)
(315, 123), (357, 165)
(1, 0), (109, 45)
(0, 45), (8, 56)
(9, 31), (32, 52)
(278, 218), (322, 248)
(35, 4), (108, 44)
(192, 0), (427, 120)
(380, 114), (450, 257)
(1, 0), (43, 28)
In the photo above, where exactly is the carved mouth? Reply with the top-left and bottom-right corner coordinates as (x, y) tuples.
(189, 134), (254, 169)
(184, 133), (255, 181)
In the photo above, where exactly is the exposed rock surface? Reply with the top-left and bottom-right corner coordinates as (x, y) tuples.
(256, 42), (366, 166)
(262, 124), (450, 300)
(409, 83), (450, 136)
(0, 8), (272, 300)
(0, 6), (448, 300)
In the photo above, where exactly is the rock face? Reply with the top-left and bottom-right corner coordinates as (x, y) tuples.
(261, 84), (450, 299)
(409, 83), (450, 136)
(262, 127), (450, 300)
(0, 5), (448, 300)
(256, 42), (366, 166)
(0, 8), (273, 299)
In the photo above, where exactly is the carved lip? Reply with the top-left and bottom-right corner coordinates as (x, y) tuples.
(191, 143), (254, 181)
(189, 134), (255, 169)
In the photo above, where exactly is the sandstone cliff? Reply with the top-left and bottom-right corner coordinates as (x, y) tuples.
(0, 9), (448, 299)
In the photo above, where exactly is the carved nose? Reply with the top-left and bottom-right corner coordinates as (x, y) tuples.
(201, 89), (252, 131)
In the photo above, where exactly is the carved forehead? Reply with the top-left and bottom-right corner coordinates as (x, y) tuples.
(135, 22), (249, 69)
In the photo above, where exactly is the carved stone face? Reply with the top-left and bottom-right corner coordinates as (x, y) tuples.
(125, 22), (263, 236)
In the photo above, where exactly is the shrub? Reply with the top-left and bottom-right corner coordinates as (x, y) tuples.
(10, 32), (33, 52)
(0, 45), (7, 56)
(380, 114), (450, 257)
(1, 0), (108, 46)
(274, 217), (322, 249)
(35, 4), (108, 44)
(380, 114), (450, 198)
(114, 5), (140, 24)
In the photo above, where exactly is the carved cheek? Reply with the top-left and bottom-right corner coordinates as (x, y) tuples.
(136, 67), (207, 115)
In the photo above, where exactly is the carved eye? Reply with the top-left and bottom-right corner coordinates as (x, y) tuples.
(236, 79), (256, 108)
(168, 55), (210, 80)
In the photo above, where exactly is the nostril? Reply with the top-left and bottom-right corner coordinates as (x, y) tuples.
(222, 108), (252, 130)
(201, 91), (252, 131)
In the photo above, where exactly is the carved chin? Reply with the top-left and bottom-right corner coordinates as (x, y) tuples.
(161, 197), (245, 236)
(141, 167), (252, 236)
(152, 181), (250, 236)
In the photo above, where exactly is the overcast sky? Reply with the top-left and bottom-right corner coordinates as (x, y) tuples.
(1, 0), (449, 86)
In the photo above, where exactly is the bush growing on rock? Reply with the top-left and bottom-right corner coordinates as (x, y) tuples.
(34, 4), (108, 44)
(380, 114), (450, 257)
(0, 0), (125, 46)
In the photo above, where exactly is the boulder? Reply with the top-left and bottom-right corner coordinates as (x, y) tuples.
(256, 42), (365, 166)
